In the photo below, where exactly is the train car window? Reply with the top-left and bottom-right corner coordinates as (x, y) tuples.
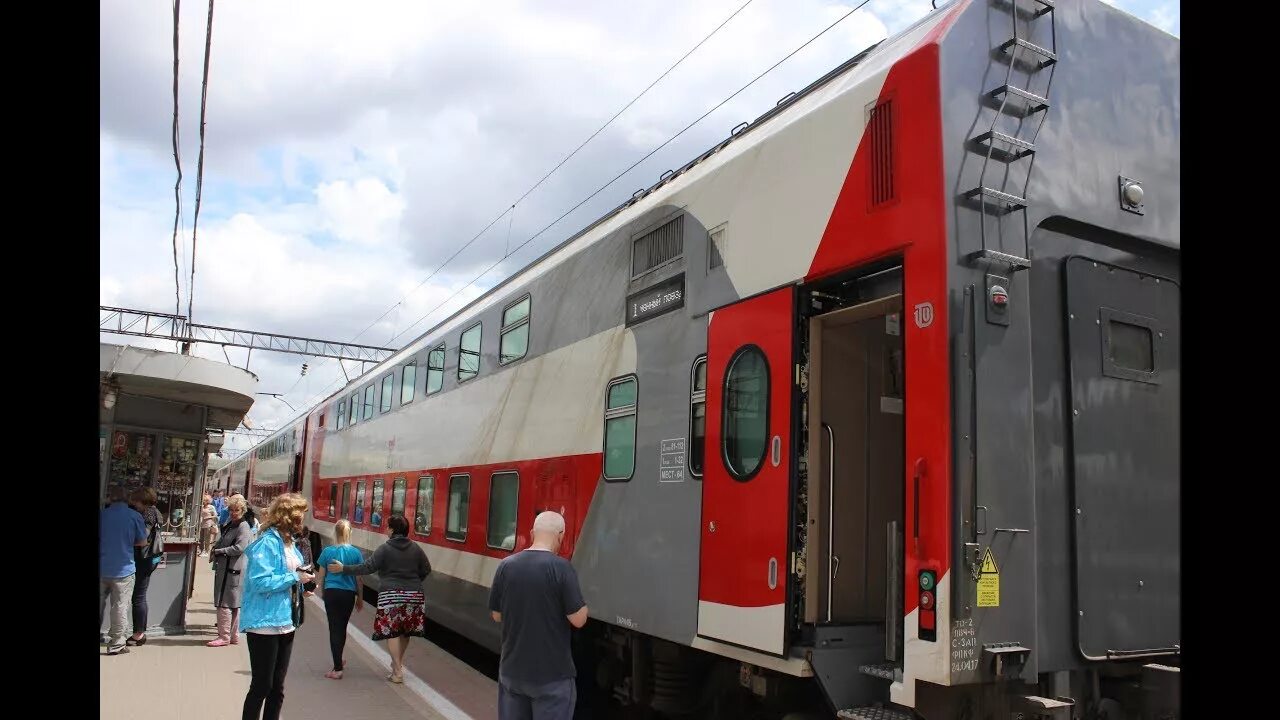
(458, 323), (482, 382)
(723, 346), (769, 481)
(603, 376), (638, 481)
(487, 471), (519, 551)
(328, 482), (338, 518)
(499, 296), (531, 365)
(371, 479), (385, 528)
(362, 385), (375, 421)
(349, 393), (359, 426)
(690, 356), (707, 477)
(354, 481), (367, 524)
(341, 481), (351, 519)
(415, 475), (435, 535)
(380, 374), (394, 413)
(446, 474), (470, 542)
(401, 362), (417, 406)
(427, 344), (445, 395)
(392, 477), (407, 517)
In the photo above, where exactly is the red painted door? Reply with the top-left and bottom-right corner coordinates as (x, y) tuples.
(698, 286), (794, 655)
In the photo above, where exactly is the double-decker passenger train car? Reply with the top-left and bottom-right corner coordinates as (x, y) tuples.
(220, 1), (1179, 717)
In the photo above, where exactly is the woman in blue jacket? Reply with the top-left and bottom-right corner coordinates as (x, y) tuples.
(239, 493), (314, 720)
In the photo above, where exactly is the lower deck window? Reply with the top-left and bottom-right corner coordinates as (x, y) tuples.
(371, 480), (385, 527)
(487, 472), (519, 551)
(446, 474), (470, 541)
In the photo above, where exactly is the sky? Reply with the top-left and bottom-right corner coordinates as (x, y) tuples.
(100, 0), (1179, 460)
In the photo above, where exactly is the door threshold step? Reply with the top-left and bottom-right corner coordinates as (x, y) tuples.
(858, 662), (901, 681)
(838, 705), (916, 720)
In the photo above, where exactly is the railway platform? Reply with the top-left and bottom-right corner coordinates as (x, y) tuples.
(101, 560), (498, 720)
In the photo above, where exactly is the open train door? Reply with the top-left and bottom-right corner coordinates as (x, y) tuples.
(698, 286), (794, 655)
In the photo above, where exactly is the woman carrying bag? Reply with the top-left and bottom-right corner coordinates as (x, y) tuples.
(240, 493), (314, 720)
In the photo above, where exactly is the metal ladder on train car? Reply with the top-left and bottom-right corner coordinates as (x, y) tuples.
(963, 0), (1057, 275)
(839, 3), (1060, 719)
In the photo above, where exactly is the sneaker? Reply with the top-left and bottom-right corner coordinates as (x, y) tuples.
(107, 646), (130, 655)
(206, 638), (230, 647)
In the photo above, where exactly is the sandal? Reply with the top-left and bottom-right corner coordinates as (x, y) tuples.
(324, 670), (343, 680)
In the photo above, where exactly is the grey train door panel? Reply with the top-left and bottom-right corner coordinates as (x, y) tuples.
(1063, 257), (1179, 660)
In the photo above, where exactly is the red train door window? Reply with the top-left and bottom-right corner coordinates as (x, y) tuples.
(697, 286), (793, 655)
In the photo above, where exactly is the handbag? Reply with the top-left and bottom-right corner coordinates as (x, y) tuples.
(290, 584), (306, 627)
(142, 522), (164, 563)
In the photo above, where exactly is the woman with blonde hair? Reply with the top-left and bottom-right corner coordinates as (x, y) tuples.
(314, 519), (364, 679)
(240, 493), (314, 720)
(207, 493), (252, 647)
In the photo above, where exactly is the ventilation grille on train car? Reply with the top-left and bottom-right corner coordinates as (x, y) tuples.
(869, 100), (895, 207)
(631, 216), (684, 278)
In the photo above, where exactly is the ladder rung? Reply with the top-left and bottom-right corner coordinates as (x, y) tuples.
(1001, 38), (1057, 65)
(990, 84), (1050, 112)
(967, 186), (1028, 209)
(974, 130), (1036, 158)
(968, 249), (1031, 270)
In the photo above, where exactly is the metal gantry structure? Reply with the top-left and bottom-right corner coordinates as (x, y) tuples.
(99, 305), (398, 366)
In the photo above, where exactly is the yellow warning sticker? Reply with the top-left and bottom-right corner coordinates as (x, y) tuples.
(980, 547), (999, 574)
(977, 547), (1000, 608)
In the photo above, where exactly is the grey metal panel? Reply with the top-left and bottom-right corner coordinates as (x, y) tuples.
(1025, 221), (1178, 672)
(1063, 256), (1179, 659)
(574, 228), (708, 645)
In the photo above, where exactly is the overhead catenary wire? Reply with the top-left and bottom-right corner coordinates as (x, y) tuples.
(187, 0), (216, 325)
(169, 0), (184, 322)
(276, 0), (760, 406)
(386, 0), (877, 347)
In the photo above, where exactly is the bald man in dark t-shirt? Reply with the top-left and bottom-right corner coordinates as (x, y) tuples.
(488, 511), (588, 720)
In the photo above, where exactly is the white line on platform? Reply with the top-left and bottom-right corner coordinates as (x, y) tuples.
(306, 594), (475, 720)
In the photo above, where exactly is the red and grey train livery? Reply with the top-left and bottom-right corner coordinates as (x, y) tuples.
(213, 2), (1179, 717)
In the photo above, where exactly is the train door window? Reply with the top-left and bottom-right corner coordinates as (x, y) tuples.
(362, 385), (375, 421)
(349, 393), (359, 426)
(446, 474), (470, 542)
(380, 374), (394, 413)
(355, 481), (367, 524)
(427, 344), (445, 395)
(723, 346), (769, 480)
(500, 295), (531, 365)
(690, 356), (707, 477)
(371, 479), (385, 527)
(341, 481), (351, 519)
(603, 376), (638, 481)
(401, 362), (417, 406)
(392, 477), (407, 517)
(459, 323), (482, 383)
(415, 475), (435, 536)
(337, 402), (345, 430)
(328, 482), (338, 518)
(487, 471), (519, 551)
(319, 413), (326, 429)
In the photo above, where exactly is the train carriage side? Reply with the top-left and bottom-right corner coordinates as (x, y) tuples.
(283, 2), (1178, 717)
